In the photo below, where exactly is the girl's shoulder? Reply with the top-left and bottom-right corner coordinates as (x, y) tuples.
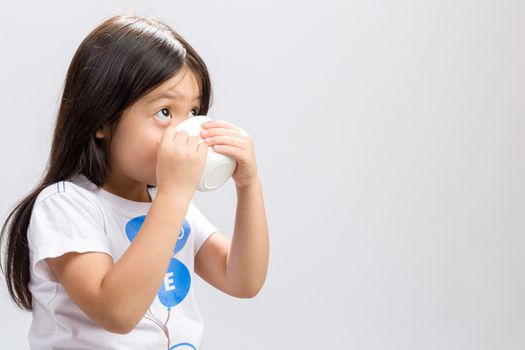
(34, 174), (100, 209)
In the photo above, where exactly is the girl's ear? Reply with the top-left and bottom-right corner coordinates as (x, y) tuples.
(95, 124), (108, 139)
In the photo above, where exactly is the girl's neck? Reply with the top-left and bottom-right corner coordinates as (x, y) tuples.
(102, 175), (151, 203)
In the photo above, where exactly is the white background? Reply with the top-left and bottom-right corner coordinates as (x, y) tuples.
(1, 0), (524, 349)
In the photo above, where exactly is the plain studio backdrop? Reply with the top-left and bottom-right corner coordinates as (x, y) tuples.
(1, 0), (524, 349)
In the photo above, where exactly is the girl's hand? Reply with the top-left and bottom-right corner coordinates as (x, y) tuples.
(200, 120), (259, 188)
(156, 126), (208, 197)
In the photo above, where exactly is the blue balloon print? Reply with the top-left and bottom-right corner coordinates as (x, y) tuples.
(174, 220), (191, 255)
(158, 258), (191, 309)
(126, 216), (190, 256)
(125, 215), (192, 310)
(169, 343), (197, 350)
(125, 215), (146, 242)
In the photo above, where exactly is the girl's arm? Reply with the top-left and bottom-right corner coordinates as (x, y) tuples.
(47, 190), (192, 334)
(195, 177), (269, 298)
(194, 120), (269, 298)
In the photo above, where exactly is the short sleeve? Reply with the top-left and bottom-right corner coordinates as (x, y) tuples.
(190, 201), (219, 256)
(28, 190), (112, 282)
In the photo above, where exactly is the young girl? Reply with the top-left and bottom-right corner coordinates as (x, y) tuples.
(0, 14), (269, 349)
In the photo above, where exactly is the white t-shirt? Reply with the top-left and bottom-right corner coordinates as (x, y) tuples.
(27, 173), (219, 350)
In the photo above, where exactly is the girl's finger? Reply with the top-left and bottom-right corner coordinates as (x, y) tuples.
(212, 144), (241, 157)
(200, 127), (248, 139)
(173, 130), (190, 146)
(186, 134), (200, 149)
(204, 135), (248, 149)
(159, 125), (178, 146)
(202, 120), (244, 132)
(197, 139), (209, 154)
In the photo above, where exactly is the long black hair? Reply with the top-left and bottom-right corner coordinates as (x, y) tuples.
(0, 13), (213, 311)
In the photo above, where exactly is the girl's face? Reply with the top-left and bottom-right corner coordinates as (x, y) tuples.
(96, 66), (202, 200)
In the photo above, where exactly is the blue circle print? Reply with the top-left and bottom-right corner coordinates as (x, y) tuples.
(125, 216), (191, 255)
(169, 343), (197, 349)
(158, 257), (191, 309)
(125, 215), (193, 310)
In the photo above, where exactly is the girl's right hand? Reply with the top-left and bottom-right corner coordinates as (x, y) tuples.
(155, 125), (208, 198)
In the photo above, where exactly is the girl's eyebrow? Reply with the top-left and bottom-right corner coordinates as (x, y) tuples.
(148, 91), (202, 105)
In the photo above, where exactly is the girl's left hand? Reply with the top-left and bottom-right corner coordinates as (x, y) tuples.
(200, 120), (259, 188)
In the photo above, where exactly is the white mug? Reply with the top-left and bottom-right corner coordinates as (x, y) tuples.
(175, 115), (237, 192)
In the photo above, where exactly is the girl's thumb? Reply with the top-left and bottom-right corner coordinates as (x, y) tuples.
(159, 125), (177, 145)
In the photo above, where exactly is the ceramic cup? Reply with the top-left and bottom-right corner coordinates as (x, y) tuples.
(175, 115), (237, 192)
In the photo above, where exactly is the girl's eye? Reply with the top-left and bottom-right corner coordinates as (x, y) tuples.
(155, 108), (171, 121)
(190, 108), (200, 117)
